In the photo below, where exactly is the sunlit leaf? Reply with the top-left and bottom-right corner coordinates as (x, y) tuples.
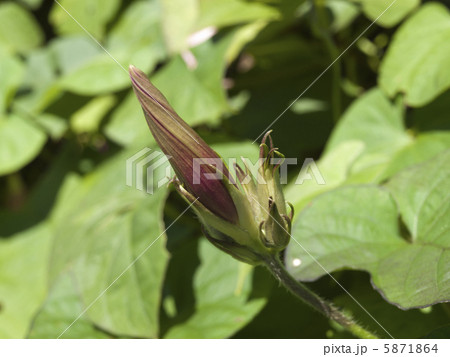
(356, 0), (419, 28)
(0, 2), (43, 54)
(286, 151), (450, 309)
(49, 149), (170, 338)
(0, 224), (51, 338)
(29, 273), (111, 339)
(0, 114), (46, 176)
(380, 3), (450, 106)
(50, 0), (121, 39)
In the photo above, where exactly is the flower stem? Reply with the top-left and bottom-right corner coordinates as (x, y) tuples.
(262, 254), (378, 339)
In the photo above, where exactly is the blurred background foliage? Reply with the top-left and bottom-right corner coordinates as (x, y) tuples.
(1, 0), (450, 338)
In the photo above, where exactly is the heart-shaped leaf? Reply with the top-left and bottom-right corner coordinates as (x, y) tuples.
(286, 150), (450, 309)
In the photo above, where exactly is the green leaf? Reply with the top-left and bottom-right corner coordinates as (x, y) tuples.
(0, 2), (43, 54)
(50, 0), (121, 40)
(327, 0), (360, 32)
(70, 95), (116, 134)
(151, 34), (234, 127)
(18, 47), (61, 114)
(286, 186), (405, 281)
(0, 114), (46, 176)
(356, 0), (419, 28)
(54, 5), (165, 97)
(196, 0), (280, 30)
(325, 88), (411, 180)
(285, 141), (365, 213)
(0, 49), (24, 113)
(58, 54), (129, 96)
(35, 113), (68, 140)
(28, 273), (111, 339)
(160, 0), (198, 53)
(285, 89), (413, 214)
(163, 239), (266, 338)
(20, 0), (44, 10)
(380, 132), (450, 180)
(106, 0), (166, 66)
(0, 224), (51, 338)
(380, 3), (450, 106)
(160, 0), (278, 53)
(286, 151), (450, 309)
(104, 91), (154, 147)
(49, 148), (170, 338)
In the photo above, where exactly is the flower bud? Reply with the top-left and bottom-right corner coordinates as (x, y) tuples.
(129, 66), (293, 264)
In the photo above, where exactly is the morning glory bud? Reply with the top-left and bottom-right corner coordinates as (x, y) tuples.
(129, 66), (293, 265)
(129, 65), (238, 224)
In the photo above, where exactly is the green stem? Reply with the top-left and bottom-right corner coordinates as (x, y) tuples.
(314, 0), (342, 123)
(262, 254), (378, 339)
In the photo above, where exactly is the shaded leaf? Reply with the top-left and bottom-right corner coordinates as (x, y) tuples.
(163, 239), (266, 338)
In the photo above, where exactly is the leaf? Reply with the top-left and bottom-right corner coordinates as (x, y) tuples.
(151, 32), (237, 126)
(106, 0), (166, 67)
(52, 2), (166, 96)
(286, 151), (450, 309)
(20, 0), (44, 10)
(50, 0), (121, 40)
(70, 95), (116, 134)
(0, 2), (43, 54)
(58, 55), (130, 96)
(0, 49), (23, 113)
(327, 0), (360, 32)
(28, 273), (111, 339)
(0, 224), (51, 338)
(160, 0), (278, 53)
(18, 47), (61, 114)
(0, 114), (46, 176)
(160, 0), (198, 53)
(49, 148), (170, 338)
(163, 239), (266, 338)
(380, 132), (450, 180)
(35, 113), (68, 140)
(285, 141), (365, 213)
(196, 0), (280, 30)
(104, 91), (154, 147)
(285, 89), (413, 214)
(356, 0), (419, 28)
(325, 88), (411, 180)
(380, 3), (450, 106)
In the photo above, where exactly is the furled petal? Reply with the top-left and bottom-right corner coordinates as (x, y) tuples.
(129, 65), (238, 223)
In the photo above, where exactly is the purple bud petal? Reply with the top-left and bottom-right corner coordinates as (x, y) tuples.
(129, 65), (238, 223)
